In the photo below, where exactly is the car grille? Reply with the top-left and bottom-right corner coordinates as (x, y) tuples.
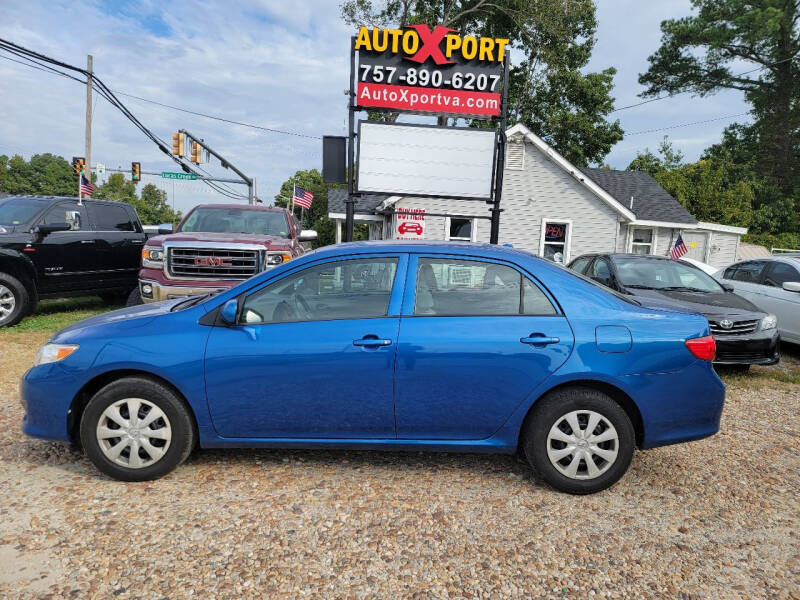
(708, 319), (758, 336)
(716, 349), (773, 362)
(167, 247), (261, 279)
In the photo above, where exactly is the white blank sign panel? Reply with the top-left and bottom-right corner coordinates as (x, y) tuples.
(357, 123), (496, 199)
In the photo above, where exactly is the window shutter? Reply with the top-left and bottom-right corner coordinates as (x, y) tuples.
(506, 142), (524, 170)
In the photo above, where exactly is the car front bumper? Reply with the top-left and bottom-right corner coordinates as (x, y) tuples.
(139, 278), (235, 303)
(713, 329), (780, 365)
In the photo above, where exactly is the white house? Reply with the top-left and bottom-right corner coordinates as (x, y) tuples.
(328, 123), (747, 268)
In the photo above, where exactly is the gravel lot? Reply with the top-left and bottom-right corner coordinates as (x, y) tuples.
(0, 326), (798, 599)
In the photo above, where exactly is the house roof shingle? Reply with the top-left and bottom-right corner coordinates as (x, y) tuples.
(579, 168), (697, 224)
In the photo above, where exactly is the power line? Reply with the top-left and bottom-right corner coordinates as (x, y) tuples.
(611, 55), (798, 114)
(626, 111), (750, 136)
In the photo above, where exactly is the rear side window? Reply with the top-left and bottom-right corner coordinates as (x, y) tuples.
(91, 203), (135, 232)
(414, 258), (556, 316)
(728, 261), (766, 283)
(569, 257), (591, 274)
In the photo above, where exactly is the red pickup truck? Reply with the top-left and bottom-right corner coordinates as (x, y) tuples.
(135, 204), (316, 303)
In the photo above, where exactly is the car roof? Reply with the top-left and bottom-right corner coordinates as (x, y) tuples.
(189, 204), (288, 213)
(0, 195), (131, 207)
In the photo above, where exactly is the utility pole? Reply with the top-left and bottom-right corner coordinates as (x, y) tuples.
(85, 55), (93, 175)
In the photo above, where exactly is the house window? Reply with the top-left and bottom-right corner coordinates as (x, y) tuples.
(539, 220), (571, 264)
(630, 228), (653, 254)
(447, 217), (473, 241)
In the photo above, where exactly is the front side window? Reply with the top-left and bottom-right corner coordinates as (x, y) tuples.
(541, 221), (569, 263)
(630, 228), (653, 254)
(241, 258), (398, 324)
(40, 204), (86, 231)
(448, 218), (473, 241)
(414, 258), (555, 316)
(569, 256), (592, 274)
(764, 261), (800, 287)
(92, 204), (134, 232)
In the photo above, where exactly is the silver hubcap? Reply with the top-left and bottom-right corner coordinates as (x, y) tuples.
(96, 398), (172, 469)
(0, 284), (15, 319)
(547, 410), (619, 480)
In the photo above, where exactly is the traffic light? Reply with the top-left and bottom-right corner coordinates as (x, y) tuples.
(72, 156), (85, 175)
(131, 162), (141, 183)
(171, 132), (184, 156)
(190, 141), (202, 164)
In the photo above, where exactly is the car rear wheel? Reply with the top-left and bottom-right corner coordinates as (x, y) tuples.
(80, 377), (194, 481)
(522, 387), (635, 495)
(0, 273), (30, 328)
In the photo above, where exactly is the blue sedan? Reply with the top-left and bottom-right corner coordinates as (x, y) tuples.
(22, 242), (724, 494)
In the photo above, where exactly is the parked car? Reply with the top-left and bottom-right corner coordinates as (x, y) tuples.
(0, 195), (146, 327)
(679, 256), (717, 275)
(22, 242), (725, 494)
(135, 204), (316, 304)
(568, 253), (780, 368)
(715, 257), (800, 345)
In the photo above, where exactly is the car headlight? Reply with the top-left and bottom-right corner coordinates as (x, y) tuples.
(0, 226), (7, 234)
(34, 344), (79, 366)
(265, 252), (292, 267)
(142, 246), (164, 268)
(761, 314), (777, 330)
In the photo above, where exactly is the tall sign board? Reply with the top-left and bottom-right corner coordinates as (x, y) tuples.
(334, 25), (510, 243)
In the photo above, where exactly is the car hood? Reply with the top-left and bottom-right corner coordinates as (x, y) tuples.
(51, 299), (190, 342)
(626, 288), (764, 319)
(147, 232), (291, 247)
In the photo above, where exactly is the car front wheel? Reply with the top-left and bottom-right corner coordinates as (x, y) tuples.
(522, 387), (635, 495)
(0, 273), (30, 328)
(80, 377), (195, 481)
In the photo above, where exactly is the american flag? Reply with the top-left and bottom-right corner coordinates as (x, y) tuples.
(293, 185), (313, 209)
(80, 174), (97, 197)
(669, 234), (688, 260)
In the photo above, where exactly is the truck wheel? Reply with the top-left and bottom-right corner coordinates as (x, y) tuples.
(99, 291), (127, 305)
(125, 287), (143, 307)
(0, 273), (30, 328)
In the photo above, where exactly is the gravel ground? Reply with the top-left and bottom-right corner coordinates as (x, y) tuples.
(0, 330), (798, 599)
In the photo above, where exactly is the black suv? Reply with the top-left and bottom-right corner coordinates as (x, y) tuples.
(568, 253), (780, 368)
(0, 196), (145, 327)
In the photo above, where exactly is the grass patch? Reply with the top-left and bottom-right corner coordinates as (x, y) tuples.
(3, 296), (122, 333)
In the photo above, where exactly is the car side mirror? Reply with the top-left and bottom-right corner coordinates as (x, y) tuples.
(299, 229), (317, 242)
(157, 223), (174, 235)
(783, 281), (800, 293)
(219, 299), (239, 325)
(722, 283), (734, 292)
(37, 223), (71, 235)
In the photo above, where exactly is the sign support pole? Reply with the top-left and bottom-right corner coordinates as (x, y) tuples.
(345, 36), (357, 243)
(489, 48), (510, 245)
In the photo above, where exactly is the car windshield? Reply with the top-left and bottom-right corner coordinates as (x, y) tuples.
(178, 207), (289, 237)
(615, 256), (723, 292)
(0, 197), (51, 227)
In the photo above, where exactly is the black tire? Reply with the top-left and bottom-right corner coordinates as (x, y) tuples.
(125, 287), (143, 307)
(0, 272), (30, 328)
(522, 387), (635, 495)
(99, 291), (128, 305)
(80, 377), (195, 481)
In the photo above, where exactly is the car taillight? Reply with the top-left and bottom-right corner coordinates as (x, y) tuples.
(685, 335), (716, 361)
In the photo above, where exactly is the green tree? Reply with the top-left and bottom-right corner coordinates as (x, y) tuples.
(0, 153), (75, 196)
(341, 0), (624, 165)
(274, 169), (365, 248)
(92, 174), (181, 225)
(627, 136), (684, 176)
(638, 0), (800, 196)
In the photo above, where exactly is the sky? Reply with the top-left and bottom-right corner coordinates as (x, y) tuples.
(0, 0), (752, 214)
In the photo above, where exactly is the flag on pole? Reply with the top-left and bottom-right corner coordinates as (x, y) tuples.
(669, 234), (688, 260)
(80, 174), (97, 197)
(293, 185), (313, 209)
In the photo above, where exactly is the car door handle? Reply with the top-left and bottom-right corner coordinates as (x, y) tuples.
(80, 239), (95, 244)
(520, 335), (560, 346)
(353, 336), (392, 347)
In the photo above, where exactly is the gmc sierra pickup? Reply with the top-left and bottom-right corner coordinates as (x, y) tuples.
(136, 204), (316, 303)
(0, 195), (148, 327)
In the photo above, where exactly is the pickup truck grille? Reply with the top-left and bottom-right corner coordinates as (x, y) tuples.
(709, 319), (758, 336)
(167, 247), (261, 279)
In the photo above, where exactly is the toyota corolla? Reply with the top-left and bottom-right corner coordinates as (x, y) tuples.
(22, 242), (725, 494)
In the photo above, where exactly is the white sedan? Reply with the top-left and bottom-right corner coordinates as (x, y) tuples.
(715, 256), (800, 345)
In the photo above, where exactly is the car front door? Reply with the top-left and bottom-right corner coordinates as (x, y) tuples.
(31, 203), (94, 293)
(204, 255), (406, 439)
(759, 261), (800, 342)
(394, 255), (574, 440)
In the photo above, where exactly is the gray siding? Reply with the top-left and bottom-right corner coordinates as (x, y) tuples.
(707, 231), (739, 268)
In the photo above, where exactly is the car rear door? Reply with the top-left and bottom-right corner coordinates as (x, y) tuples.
(758, 261), (800, 342)
(204, 254), (406, 439)
(87, 202), (145, 289)
(393, 254), (574, 440)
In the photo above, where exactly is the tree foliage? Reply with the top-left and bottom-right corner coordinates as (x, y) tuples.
(341, 0), (624, 165)
(0, 153), (75, 196)
(274, 169), (367, 248)
(638, 0), (799, 200)
(92, 174), (182, 226)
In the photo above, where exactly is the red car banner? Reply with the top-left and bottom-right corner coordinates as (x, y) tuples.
(357, 83), (500, 117)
